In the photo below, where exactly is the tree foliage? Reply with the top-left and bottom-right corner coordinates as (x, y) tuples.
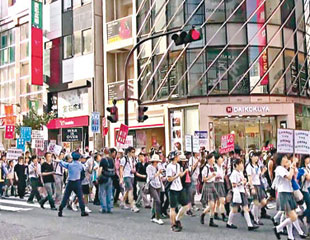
(15, 108), (55, 135)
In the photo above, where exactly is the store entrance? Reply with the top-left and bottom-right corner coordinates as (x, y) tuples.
(213, 116), (277, 153)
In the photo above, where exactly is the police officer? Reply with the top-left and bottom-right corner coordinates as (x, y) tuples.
(57, 152), (88, 217)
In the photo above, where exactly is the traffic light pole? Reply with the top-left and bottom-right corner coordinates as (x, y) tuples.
(124, 29), (180, 126)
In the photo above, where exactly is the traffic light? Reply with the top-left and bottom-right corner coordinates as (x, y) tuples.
(137, 105), (148, 123)
(171, 26), (202, 46)
(107, 100), (118, 123)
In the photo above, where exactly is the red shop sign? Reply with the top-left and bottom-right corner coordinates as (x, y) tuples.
(47, 116), (89, 129)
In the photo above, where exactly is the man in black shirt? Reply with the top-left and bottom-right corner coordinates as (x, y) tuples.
(14, 157), (27, 199)
(40, 152), (57, 210)
(98, 148), (116, 213)
(135, 152), (150, 208)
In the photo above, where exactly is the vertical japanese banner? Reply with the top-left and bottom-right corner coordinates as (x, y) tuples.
(91, 112), (100, 133)
(17, 138), (26, 152)
(21, 127), (32, 142)
(31, 0), (43, 86)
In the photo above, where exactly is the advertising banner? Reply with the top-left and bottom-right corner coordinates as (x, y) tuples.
(277, 129), (294, 153)
(170, 110), (183, 151)
(91, 112), (100, 133)
(107, 16), (132, 44)
(219, 134), (235, 154)
(31, 0), (43, 86)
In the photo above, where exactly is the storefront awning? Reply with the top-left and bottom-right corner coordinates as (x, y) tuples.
(47, 116), (89, 129)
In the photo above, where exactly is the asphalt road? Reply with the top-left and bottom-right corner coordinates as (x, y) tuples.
(0, 197), (300, 240)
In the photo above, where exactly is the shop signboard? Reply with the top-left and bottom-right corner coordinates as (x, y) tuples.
(91, 112), (100, 133)
(57, 88), (88, 118)
(31, 0), (43, 86)
(20, 127), (32, 142)
(294, 130), (310, 155)
(194, 131), (208, 148)
(7, 148), (23, 160)
(116, 124), (129, 144)
(277, 129), (294, 153)
(170, 110), (183, 151)
(219, 134), (235, 154)
(107, 16), (132, 44)
(62, 128), (83, 142)
(5, 125), (15, 139)
(17, 138), (26, 152)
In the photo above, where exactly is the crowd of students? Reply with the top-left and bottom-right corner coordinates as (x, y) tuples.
(1, 146), (310, 238)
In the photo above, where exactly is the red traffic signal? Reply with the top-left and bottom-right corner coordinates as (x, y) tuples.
(171, 27), (202, 46)
(137, 105), (148, 123)
(107, 105), (118, 123)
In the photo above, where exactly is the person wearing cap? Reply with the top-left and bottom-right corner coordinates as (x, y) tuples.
(57, 151), (88, 217)
(166, 151), (189, 232)
(180, 154), (194, 217)
(135, 152), (151, 208)
(80, 154), (93, 213)
(246, 150), (267, 226)
(147, 154), (164, 225)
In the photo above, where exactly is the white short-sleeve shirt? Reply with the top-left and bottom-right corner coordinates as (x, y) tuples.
(275, 166), (293, 193)
(166, 163), (183, 191)
(246, 163), (261, 185)
(230, 169), (245, 193)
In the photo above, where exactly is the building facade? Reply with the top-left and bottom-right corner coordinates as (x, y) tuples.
(104, 0), (310, 154)
(0, 0), (46, 148)
(44, 0), (104, 151)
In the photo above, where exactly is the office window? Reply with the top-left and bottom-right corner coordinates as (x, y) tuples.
(247, 23), (266, 46)
(206, 24), (226, 46)
(205, 0), (225, 23)
(139, 58), (153, 101)
(169, 51), (186, 98)
(227, 23), (246, 45)
(281, 0), (296, 29)
(20, 42), (29, 60)
(298, 53), (307, 96)
(167, 0), (184, 29)
(154, 54), (169, 99)
(82, 29), (92, 54)
(269, 48), (285, 94)
(63, 0), (72, 11)
(247, 0), (265, 23)
(153, 0), (166, 32)
(284, 50), (298, 95)
(20, 23), (29, 41)
(63, 35), (73, 59)
(226, 0), (246, 22)
(74, 31), (81, 55)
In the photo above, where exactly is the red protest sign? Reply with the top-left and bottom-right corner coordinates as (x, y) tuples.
(5, 125), (15, 139)
(102, 127), (108, 138)
(219, 134), (235, 154)
(116, 124), (129, 144)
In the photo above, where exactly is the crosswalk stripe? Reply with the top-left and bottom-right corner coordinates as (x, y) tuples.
(0, 199), (41, 208)
(0, 205), (32, 212)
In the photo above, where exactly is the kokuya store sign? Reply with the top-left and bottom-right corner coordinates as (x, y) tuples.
(226, 105), (270, 114)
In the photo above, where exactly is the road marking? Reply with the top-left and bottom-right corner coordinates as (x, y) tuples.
(0, 205), (32, 212)
(0, 199), (41, 208)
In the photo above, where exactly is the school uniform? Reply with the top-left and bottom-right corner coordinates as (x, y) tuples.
(214, 163), (226, 198)
(274, 166), (297, 212)
(230, 169), (248, 207)
(201, 164), (219, 204)
(246, 163), (266, 202)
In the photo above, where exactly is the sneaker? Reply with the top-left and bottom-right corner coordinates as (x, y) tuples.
(152, 218), (164, 225)
(39, 201), (45, 209)
(175, 220), (183, 231)
(299, 233), (308, 239)
(85, 206), (92, 213)
(58, 211), (63, 217)
(72, 203), (78, 212)
(131, 206), (140, 213)
(121, 204), (130, 210)
(186, 210), (195, 217)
